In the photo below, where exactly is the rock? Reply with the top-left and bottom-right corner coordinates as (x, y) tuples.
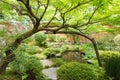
(55, 53), (62, 58)
(87, 60), (93, 64)
(40, 59), (53, 67)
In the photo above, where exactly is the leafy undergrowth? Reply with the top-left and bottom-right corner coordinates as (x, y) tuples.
(0, 71), (20, 80)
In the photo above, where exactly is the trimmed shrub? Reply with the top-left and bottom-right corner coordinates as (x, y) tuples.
(43, 48), (62, 58)
(99, 50), (120, 62)
(95, 67), (112, 80)
(34, 32), (47, 46)
(100, 50), (120, 80)
(57, 62), (97, 80)
(26, 46), (38, 55)
(9, 53), (46, 80)
(104, 56), (120, 80)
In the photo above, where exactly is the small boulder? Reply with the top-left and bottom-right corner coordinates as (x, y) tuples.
(87, 60), (93, 64)
(55, 53), (62, 58)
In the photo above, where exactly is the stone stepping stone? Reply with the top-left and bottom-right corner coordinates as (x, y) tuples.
(40, 59), (53, 67)
(43, 67), (57, 80)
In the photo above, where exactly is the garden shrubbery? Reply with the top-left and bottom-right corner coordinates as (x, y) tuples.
(51, 58), (65, 67)
(34, 32), (47, 47)
(100, 50), (120, 62)
(94, 67), (112, 80)
(43, 47), (62, 58)
(16, 43), (38, 55)
(100, 50), (120, 80)
(0, 73), (20, 80)
(9, 53), (46, 80)
(57, 62), (97, 80)
(104, 56), (120, 80)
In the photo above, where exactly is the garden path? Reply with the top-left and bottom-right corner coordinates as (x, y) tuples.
(41, 59), (57, 80)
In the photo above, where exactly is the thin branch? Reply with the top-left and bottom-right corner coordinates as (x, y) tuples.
(54, 11), (67, 32)
(19, 12), (36, 24)
(69, 6), (100, 30)
(86, 6), (100, 24)
(39, 0), (49, 22)
(18, 0), (39, 20)
(54, 17), (62, 21)
(44, 8), (58, 27)
(53, 0), (94, 32)
(40, 14), (111, 34)
(83, 15), (112, 30)
(64, 0), (93, 14)
(38, 28), (92, 40)
(36, 0), (41, 15)
(60, 3), (73, 11)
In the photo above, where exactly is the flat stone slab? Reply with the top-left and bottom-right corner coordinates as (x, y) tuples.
(40, 59), (53, 67)
(43, 67), (57, 80)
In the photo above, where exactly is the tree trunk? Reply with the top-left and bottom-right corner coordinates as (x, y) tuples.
(0, 49), (15, 73)
(0, 29), (39, 74)
(91, 38), (102, 67)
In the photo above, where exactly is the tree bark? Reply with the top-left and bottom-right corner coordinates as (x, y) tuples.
(0, 29), (39, 74)
(0, 48), (15, 74)
(91, 38), (102, 67)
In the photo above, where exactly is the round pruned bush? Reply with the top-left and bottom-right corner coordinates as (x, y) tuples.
(94, 67), (112, 80)
(9, 53), (46, 80)
(57, 62), (97, 80)
(34, 32), (47, 46)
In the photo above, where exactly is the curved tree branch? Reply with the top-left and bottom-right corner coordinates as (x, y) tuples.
(38, 28), (102, 66)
